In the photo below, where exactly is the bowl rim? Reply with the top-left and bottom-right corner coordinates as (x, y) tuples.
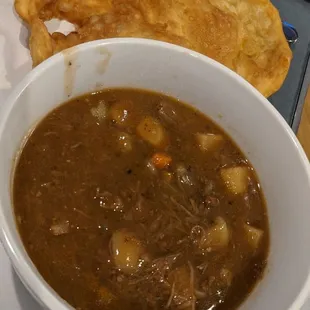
(1, 37), (310, 310)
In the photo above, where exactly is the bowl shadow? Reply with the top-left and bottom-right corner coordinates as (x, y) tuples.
(11, 266), (42, 310)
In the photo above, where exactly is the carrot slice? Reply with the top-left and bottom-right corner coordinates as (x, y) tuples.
(151, 153), (172, 169)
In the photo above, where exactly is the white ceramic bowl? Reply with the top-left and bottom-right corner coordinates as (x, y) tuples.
(1, 38), (310, 310)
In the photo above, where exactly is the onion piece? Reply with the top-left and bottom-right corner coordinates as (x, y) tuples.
(220, 268), (233, 286)
(167, 264), (196, 310)
(90, 100), (107, 121)
(176, 165), (197, 195)
(50, 220), (69, 236)
(146, 159), (157, 174)
(158, 101), (178, 124)
(194, 289), (207, 299)
(117, 132), (132, 152)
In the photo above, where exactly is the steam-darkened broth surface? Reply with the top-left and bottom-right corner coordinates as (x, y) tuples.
(13, 89), (269, 310)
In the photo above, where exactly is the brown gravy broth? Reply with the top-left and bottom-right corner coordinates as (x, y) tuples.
(13, 89), (269, 310)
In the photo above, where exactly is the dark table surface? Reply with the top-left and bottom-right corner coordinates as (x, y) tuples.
(270, 0), (310, 131)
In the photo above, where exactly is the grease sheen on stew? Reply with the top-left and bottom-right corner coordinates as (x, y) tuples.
(13, 89), (269, 310)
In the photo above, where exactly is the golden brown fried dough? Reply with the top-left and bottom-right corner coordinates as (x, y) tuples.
(39, 0), (112, 23)
(15, 0), (292, 97)
(29, 18), (53, 67)
(15, 0), (51, 23)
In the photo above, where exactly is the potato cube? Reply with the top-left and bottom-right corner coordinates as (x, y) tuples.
(110, 229), (145, 274)
(109, 100), (134, 127)
(136, 117), (166, 147)
(221, 166), (249, 194)
(196, 133), (223, 151)
(201, 217), (230, 250)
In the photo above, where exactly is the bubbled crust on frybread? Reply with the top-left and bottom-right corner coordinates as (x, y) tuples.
(15, 0), (292, 97)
